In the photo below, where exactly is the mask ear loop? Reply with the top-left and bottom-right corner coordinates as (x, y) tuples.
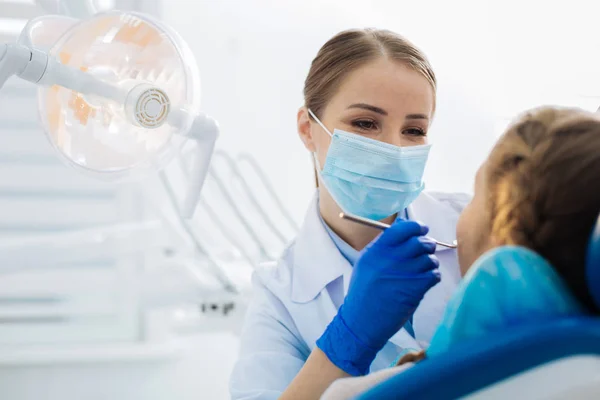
(307, 108), (329, 171)
(308, 108), (333, 138)
(307, 109), (333, 191)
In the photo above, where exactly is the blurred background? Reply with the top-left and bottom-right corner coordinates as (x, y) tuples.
(0, 0), (599, 398)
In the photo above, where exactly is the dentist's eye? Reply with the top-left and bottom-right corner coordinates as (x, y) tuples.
(352, 119), (378, 131)
(403, 127), (426, 136)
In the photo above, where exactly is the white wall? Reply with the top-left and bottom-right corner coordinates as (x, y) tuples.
(163, 0), (499, 225)
(164, 0), (600, 220)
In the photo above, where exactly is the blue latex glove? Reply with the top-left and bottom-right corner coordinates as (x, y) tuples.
(316, 220), (440, 376)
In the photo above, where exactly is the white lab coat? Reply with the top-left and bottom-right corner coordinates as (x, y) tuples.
(230, 191), (470, 400)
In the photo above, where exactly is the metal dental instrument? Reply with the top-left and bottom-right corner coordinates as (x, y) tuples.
(340, 212), (458, 249)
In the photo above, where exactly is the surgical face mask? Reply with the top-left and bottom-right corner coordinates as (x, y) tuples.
(308, 109), (431, 221)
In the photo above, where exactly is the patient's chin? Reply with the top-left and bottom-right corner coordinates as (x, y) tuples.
(458, 245), (484, 277)
(457, 247), (471, 277)
(459, 241), (497, 276)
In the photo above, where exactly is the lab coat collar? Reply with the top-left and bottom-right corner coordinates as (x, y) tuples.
(291, 191), (460, 304)
(291, 193), (350, 304)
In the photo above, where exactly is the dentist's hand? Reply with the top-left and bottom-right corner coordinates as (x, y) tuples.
(316, 220), (440, 376)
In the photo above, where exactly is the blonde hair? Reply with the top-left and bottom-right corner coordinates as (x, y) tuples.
(486, 106), (600, 312)
(303, 28), (437, 119)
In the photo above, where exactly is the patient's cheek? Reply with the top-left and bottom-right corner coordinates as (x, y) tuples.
(457, 229), (493, 276)
(456, 212), (472, 275)
(457, 246), (474, 276)
(456, 202), (487, 276)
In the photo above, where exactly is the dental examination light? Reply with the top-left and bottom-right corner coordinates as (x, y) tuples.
(0, 0), (217, 219)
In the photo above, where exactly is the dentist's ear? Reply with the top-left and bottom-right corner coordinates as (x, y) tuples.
(297, 107), (317, 152)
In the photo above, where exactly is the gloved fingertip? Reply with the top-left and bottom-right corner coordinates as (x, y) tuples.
(429, 254), (440, 267)
(418, 237), (436, 253)
(412, 220), (429, 235)
(425, 268), (441, 285)
(379, 220), (424, 245)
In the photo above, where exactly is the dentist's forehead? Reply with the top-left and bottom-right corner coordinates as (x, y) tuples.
(328, 58), (434, 117)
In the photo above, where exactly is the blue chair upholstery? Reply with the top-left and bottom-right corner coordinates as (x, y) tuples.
(358, 214), (600, 400)
(586, 213), (600, 310)
(358, 318), (600, 399)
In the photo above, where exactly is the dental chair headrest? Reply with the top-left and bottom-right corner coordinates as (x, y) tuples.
(586, 213), (600, 310)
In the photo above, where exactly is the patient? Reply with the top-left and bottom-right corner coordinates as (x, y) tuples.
(322, 105), (600, 399)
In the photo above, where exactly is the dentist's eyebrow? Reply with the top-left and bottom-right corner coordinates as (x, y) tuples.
(406, 114), (429, 120)
(347, 103), (388, 116)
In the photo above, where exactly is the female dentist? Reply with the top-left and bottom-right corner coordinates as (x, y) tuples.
(230, 28), (469, 399)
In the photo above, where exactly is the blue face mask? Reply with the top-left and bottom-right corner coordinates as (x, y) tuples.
(309, 109), (431, 221)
